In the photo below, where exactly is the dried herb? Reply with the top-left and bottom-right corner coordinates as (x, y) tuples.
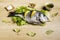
(13, 28), (20, 33)
(26, 32), (36, 37)
(52, 12), (58, 17)
(46, 30), (54, 35)
(28, 3), (36, 8)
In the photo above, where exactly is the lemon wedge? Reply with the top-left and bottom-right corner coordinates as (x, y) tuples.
(31, 11), (36, 17)
(24, 11), (30, 17)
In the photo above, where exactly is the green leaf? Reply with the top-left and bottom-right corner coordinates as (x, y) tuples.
(27, 7), (36, 10)
(12, 16), (27, 26)
(20, 20), (27, 25)
(41, 10), (46, 13)
(26, 32), (36, 37)
(46, 30), (54, 35)
(40, 10), (48, 15)
(15, 6), (29, 13)
(16, 20), (27, 26)
(12, 17), (17, 23)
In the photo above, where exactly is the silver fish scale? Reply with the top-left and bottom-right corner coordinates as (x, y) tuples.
(14, 11), (49, 25)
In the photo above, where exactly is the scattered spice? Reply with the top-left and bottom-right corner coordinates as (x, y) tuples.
(26, 32), (36, 37)
(42, 3), (54, 11)
(13, 28), (20, 33)
(28, 3), (36, 8)
(46, 3), (54, 8)
(46, 30), (54, 35)
(5, 5), (14, 11)
(2, 19), (10, 23)
(52, 12), (58, 17)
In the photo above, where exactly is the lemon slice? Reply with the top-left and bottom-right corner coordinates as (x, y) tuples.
(24, 11), (30, 17)
(31, 11), (36, 17)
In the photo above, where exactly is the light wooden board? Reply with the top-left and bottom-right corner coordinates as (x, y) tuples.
(0, 0), (60, 40)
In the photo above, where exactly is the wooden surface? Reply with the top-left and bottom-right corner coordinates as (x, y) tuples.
(0, 0), (60, 40)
